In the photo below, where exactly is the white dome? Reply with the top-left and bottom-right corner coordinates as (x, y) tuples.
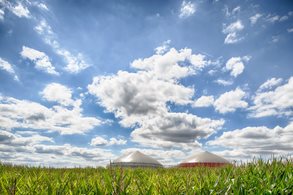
(111, 151), (163, 168)
(181, 151), (229, 164)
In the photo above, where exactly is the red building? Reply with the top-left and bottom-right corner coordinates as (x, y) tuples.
(179, 151), (230, 167)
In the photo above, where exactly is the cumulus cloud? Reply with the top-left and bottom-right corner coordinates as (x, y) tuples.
(34, 20), (89, 73)
(131, 112), (224, 150)
(0, 57), (19, 81)
(250, 77), (293, 118)
(88, 48), (223, 149)
(214, 88), (248, 114)
(34, 144), (114, 162)
(193, 95), (214, 107)
(20, 46), (59, 75)
(193, 89), (249, 114)
(179, 1), (196, 18)
(207, 122), (293, 159)
(258, 77), (283, 91)
(131, 47), (208, 80)
(88, 71), (194, 122)
(249, 13), (262, 25)
(40, 83), (74, 106)
(90, 136), (127, 146)
(0, 130), (53, 146)
(154, 40), (171, 55)
(223, 20), (244, 44)
(225, 56), (250, 77)
(214, 79), (233, 86)
(10, 3), (30, 18)
(0, 135), (115, 167)
(0, 94), (102, 134)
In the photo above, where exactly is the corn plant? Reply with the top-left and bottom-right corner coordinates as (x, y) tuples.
(0, 158), (292, 194)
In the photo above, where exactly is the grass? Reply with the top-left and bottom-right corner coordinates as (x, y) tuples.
(0, 159), (292, 194)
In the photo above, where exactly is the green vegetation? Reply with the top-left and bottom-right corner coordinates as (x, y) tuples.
(0, 159), (292, 194)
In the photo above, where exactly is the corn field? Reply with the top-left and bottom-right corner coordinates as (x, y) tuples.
(0, 159), (292, 194)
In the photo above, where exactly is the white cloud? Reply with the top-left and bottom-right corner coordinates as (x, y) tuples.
(266, 15), (279, 23)
(20, 46), (59, 75)
(258, 77), (283, 91)
(88, 70), (194, 126)
(223, 20), (244, 44)
(90, 136), (108, 146)
(88, 48), (223, 149)
(154, 40), (171, 55)
(265, 14), (289, 23)
(223, 20), (244, 33)
(0, 95), (102, 134)
(287, 28), (293, 33)
(10, 3), (30, 18)
(33, 144), (114, 167)
(131, 112), (224, 150)
(231, 6), (240, 15)
(0, 130), (53, 147)
(214, 79), (233, 86)
(212, 149), (252, 162)
(179, 1), (196, 18)
(249, 13), (262, 25)
(214, 88), (248, 114)
(109, 137), (127, 145)
(131, 48), (208, 80)
(279, 15), (288, 22)
(207, 122), (293, 159)
(193, 95), (214, 107)
(224, 5), (241, 17)
(25, 1), (49, 11)
(36, 3), (49, 11)
(90, 136), (127, 146)
(0, 136), (115, 167)
(0, 57), (19, 81)
(34, 20), (89, 73)
(40, 83), (74, 106)
(0, 9), (4, 21)
(225, 56), (250, 77)
(250, 77), (293, 118)
(207, 69), (217, 75)
(60, 50), (89, 73)
(189, 53), (207, 69)
(272, 35), (279, 43)
(224, 32), (242, 44)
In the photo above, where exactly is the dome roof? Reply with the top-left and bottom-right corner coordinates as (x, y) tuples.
(111, 151), (162, 167)
(181, 151), (229, 164)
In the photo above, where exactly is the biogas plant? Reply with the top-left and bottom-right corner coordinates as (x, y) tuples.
(109, 150), (230, 168)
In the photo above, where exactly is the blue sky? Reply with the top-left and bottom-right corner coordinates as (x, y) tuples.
(0, 0), (292, 167)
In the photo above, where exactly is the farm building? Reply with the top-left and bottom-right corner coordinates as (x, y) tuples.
(109, 151), (163, 168)
(179, 151), (230, 167)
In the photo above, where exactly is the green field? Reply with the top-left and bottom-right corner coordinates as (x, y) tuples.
(0, 159), (292, 194)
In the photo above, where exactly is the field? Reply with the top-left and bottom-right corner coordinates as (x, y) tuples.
(0, 159), (292, 194)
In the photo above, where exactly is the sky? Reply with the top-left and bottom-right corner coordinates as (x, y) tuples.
(0, 0), (292, 167)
